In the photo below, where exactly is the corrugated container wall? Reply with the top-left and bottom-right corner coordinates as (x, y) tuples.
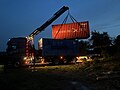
(38, 38), (80, 56)
(52, 21), (90, 39)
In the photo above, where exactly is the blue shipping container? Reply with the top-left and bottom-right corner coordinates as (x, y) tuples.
(38, 38), (80, 56)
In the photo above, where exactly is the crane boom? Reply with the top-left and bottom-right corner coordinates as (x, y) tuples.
(29, 6), (69, 38)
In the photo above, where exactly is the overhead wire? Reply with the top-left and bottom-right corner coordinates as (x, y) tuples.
(96, 23), (120, 30)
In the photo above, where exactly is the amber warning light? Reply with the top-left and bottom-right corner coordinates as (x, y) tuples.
(52, 21), (90, 39)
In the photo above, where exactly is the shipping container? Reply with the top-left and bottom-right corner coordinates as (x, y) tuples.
(52, 21), (90, 39)
(38, 38), (80, 56)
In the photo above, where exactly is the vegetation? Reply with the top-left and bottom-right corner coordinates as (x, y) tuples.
(80, 30), (120, 62)
(90, 31), (112, 47)
(81, 30), (120, 70)
(0, 63), (120, 90)
(77, 31), (120, 89)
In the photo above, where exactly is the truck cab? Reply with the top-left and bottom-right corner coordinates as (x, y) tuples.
(6, 37), (34, 67)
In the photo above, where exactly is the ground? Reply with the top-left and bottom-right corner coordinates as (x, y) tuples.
(0, 63), (120, 90)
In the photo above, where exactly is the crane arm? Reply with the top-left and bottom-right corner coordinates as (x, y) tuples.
(29, 6), (69, 38)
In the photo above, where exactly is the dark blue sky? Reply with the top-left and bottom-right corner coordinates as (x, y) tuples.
(0, 0), (120, 51)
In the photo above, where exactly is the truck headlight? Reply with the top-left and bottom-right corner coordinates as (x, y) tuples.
(60, 56), (63, 59)
(24, 57), (27, 60)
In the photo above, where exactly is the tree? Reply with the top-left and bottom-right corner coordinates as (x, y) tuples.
(90, 30), (111, 48)
(78, 40), (90, 55)
(114, 35), (120, 51)
(89, 30), (112, 58)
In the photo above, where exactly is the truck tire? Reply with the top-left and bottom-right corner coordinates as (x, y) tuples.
(53, 59), (59, 65)
(14, 62), (20, 68)
(63, 60), (68, 64)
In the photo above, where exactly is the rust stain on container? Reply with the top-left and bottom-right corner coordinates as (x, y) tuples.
(52, 21), (90, 39)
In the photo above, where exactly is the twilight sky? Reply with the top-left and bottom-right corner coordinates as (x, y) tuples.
(0, 0), (120, 51)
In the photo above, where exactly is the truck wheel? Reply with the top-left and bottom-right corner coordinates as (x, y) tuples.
(14, 62), (20, 68)
(63, 60), (68, 64)
(54, 59), (59, 65)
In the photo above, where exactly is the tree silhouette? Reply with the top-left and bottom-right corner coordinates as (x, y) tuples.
(89, 30), (112, 57)
(114, 35), (120, 52)
(78, 40), (89, 55)
(90, 30), (111, 48)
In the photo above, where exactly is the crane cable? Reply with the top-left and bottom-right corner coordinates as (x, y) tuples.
(69, 12), (89, 38)
(54, 10), (69, 39)
(54, 10), (75, 39)
(54, 10), (90, 39)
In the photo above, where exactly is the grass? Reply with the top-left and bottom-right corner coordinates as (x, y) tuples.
(0, 65), (4, 72)
(0, 64), (89, 90)
(0, 67), (73, 90)
(0, 63), (120, 90)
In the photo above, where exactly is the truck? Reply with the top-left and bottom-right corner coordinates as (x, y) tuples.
(4, 6), (69, 67)
(4, 6), (90, 67)
(38, 38), (81, 64)
(6, 37), (34, 67)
